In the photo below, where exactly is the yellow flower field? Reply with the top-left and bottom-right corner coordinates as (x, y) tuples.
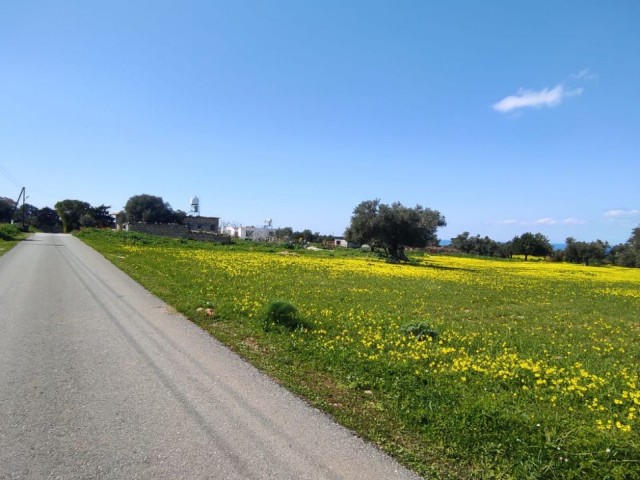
(80, 230), (640, 479)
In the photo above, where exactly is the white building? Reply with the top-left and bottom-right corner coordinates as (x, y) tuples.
(224, 225), (275, 241)
(334, 237), (359, 248)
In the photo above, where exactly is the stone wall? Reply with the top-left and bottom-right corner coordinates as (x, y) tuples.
(187, 231), (231, 243)
(125, 223), (230, 243)
(127, 223), (189, 237)
(184, 216), (219, 232)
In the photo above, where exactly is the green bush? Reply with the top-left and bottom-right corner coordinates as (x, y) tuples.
(262, 300), (308, 332)
(401, 321), (438, 342)
(0, 223), (21, 240)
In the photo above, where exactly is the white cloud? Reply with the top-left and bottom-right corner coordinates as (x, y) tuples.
(493, 85), (583, 113)
(493, 217), (586, 226)
(604, 209), (639, 218)
(569, 69), (597, 81)
(534, 218), (557, 225)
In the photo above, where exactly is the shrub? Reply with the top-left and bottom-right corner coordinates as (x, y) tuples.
(401, 321), (438, 342)
(262, 300), (308, 332)
(0, 223), (21, 240)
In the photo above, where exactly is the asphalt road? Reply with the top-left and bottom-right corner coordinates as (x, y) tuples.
(0, 233), (423, 479)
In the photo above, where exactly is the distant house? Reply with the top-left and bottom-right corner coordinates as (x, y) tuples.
(113, 211), (126, 230)
(222, 226), (235, 237)
(224, 225), (275, 241)
(334, 237), (359, 248)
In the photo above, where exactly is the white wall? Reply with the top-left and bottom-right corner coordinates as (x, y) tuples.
(226, 226), (275, 241)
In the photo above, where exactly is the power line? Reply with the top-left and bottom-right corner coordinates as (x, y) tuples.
(0, 163), (21, 188)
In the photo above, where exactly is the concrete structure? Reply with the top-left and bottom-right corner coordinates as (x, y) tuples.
(334, 237), (359, 248)
(113, 211), (126, 230)
(224, 225), (275, 241)
(184, 216), (219, 233)
(189, 196), (200, 215)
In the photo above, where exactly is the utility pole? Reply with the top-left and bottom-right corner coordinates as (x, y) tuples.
(15, 187), (26, 230)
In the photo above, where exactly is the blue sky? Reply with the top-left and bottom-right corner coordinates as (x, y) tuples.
(1, 1), (638, 244)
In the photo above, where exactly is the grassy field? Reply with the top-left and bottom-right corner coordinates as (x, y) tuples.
(78, 229), (640, 479)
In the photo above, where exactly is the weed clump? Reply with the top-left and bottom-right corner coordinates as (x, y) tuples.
(401, 321), (438, 342)
(0, 224), (22, 240)
(262, 300), (308, 332)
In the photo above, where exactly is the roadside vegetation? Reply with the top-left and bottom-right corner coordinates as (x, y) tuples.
(0, 223), (29, 257)
(77, 228), (640, 479)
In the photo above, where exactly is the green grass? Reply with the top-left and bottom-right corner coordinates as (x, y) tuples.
(77, 229), (640, 479)
(0, 223), (29, 257)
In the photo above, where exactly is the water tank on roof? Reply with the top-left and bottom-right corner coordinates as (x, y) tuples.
(190, 196), (200, 215)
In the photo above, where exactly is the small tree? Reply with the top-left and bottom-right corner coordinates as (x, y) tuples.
(36, 207), (61, 232)
(565, 237), (608, 266)
(345, 199), (446, 261)
(91, 204), (115, 228)
(511, 232), (553, 261)
(55, 199), (91, 233)
(291, 229), (320, 243)
(609, 226), (640, 268)
(610, 244), (638, 268)
(54, 200), (115, 232)
(13, 203), (39, 227)
(450, 232), (503, 257)
(629, 226), (640, 251)
(450, 231), (472, 252)
(275, 226), (293, 241)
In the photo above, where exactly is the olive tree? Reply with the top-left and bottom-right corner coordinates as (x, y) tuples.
(510, 232), (553, 261)
(345, 199), (446, 261)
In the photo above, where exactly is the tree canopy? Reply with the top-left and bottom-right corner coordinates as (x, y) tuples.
(124, 194), (185, 224)
(510, 232), (553, 260)
(564, 237), (608, 266)
(54, 200), (114, 232)
(90, 204), (115, 229)
(450, 231), (510, 257)
(345, 199), (446, 260)
(13, 203), (40, 226)
(274, 226), (293, 240)
(0, 197), (15, 223)
(36, 207), (62, 232)
(54, 200), (92, 233)
(609, 226), (640, 268)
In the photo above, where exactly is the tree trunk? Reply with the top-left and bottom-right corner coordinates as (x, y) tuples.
(388, 244), (408, 262)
